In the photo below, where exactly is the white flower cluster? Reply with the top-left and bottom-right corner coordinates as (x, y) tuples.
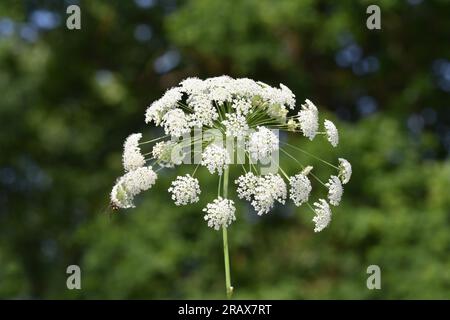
(222, 113), (249, 139)
(201, 144), (230, 175)
(145, 87), (182, 125)
(168, 174), (201, 206)
(312, 199), (332, 232)
(236, 169), (312, 212)
(247, 126), (279, 161)
(187, 94), (218, 127)
(289, 172), (312, 206)
(162, 109), (190, 137)
(235, 172), (259, 201)
(145, 76), (299, 140)
(203, 197), (236, 230)
(111, 166), (157, 209)
(112, 76), (353, 235)
(231, 98), (252, 116)
(297, 99), (319, 140)
(259, 81), (296, 109)
(326, 175), (343, 206)
(324, 119), (339, 147)
(338, 158), (352, 184)
(252, 174), (287, 215)
(235, 173), (287, 215)
(122, 133), (145, 172)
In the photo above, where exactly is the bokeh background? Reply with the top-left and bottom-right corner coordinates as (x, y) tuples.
(1, 0), (449, 299)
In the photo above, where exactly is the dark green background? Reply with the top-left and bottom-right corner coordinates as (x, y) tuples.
(0, 0), (449, 299)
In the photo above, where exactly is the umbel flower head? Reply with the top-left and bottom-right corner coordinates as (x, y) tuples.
(122, 133), (145, 172)
(111, 166), (157, 209)
(110, 76), (352, 233)
(289, 168), (312, 207)
(168, 174), (201, 206)
(203, 197), (236, 230)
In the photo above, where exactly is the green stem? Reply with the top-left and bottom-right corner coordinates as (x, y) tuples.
(222, 166), (233, 299)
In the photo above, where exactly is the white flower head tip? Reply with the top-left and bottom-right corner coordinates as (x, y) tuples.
(298, 99), (319, 140)
(231, 98), (252, 116)
(201, 144), (230, 175)
(235, 172), (258, 201)
(145, 87), (183, 125)
(326, 175), (343, 206)
(203, 197), (236, 230)
(123, 133), (145, 172)
(162, 109), (190, 137)
(222, 113), (249, 139)
(248, 126), (279, 162)
(110, 166), (157, 209)
(289, 173), (312, 207)
(279, 83), (296, 109)
(188, 95), (219, 127)
(324, 119), (339, 147)
(121, 166), (157, 196)
(313, 199), (332, 232)
(251, 173), (287, 215)
(338, 158), (352, 184)
(168, 174), (201, 206)
(180, 77), (205, 94)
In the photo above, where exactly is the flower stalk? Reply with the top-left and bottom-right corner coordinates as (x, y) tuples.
(222, 166), (233, 299)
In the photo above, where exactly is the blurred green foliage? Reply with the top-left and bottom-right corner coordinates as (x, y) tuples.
(0, 0), (449, 299)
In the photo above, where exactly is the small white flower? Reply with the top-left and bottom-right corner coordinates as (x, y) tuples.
(187, 94), (219, 127)
(110, 166), (157, 209)
(168, 174), (201, 206)
(201, 144), (230, 175)
(206, 76), (234, 105)
(222, 113), (249, 139)
(289, 173), (312, 206)
(326, 175), (343, 206)
(259, 82), (295, 109)
(324, 119), (339, 147)
(251, 173), (287, 215)
(152, 141), (184, 167)
(232, 78), (262, 98)
(231, 98), (252, 116)
(180, 77), (206, 94)
(279, 83), (296, 109)
(236, 172), (287, 215)
(298, 99), (319, 140)
(338, 158), (352, 184)
(121, 166), (158, 196)
(162, 109), (190, 137)
(203, 197), (236, 230)
(122, 133), (145, 172)
(145, 87), (183, 125)
(235, 172), (258, 201)
(248, 127), (279, 161)
(312, 199), (332, 232)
